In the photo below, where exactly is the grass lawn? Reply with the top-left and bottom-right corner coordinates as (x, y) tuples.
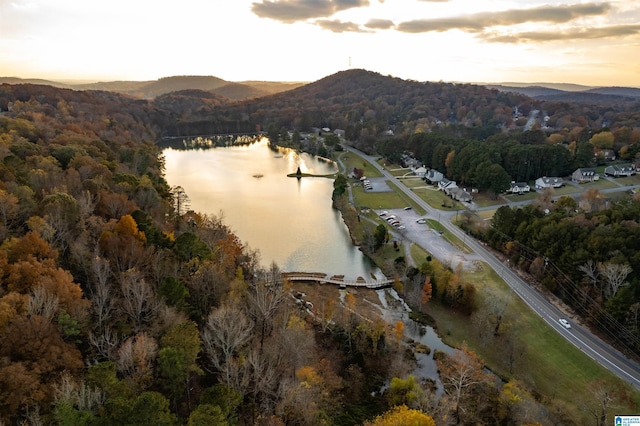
(398, 177), (428, 188)
(388, 168), (412, 177)
(580, 178), (619, 190)
(352, 184), (407, 209)
(503, 191), (538, 203)
(411, 187), (465, 210)
(617, 174), (640, 186)
(552, 184), (583, 196)
(476, 209), (497, 221)
(387, 181), (426, 215)
(472, 192), (507, 208)
(339, 152), (383, 177)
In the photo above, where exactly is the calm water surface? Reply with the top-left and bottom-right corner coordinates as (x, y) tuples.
(163, 139), (381, 280)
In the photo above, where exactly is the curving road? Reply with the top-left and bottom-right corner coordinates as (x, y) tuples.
(344, 145), (640, 390)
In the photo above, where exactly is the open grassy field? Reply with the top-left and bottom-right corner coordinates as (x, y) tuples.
(352, 184), (407, 209)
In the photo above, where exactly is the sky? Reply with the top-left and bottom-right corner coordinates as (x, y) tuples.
(1, 0), (639, 87)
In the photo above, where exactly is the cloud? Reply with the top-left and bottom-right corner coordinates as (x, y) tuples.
(315, 19), (368, 32)
(482, 24), (640, 43)
(251, 0), (370, 23)
(365, 18), (395, 30)
(396, 2), (611, 34)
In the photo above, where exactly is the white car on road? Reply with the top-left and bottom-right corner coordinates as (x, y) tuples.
(559, 318), (571, 329)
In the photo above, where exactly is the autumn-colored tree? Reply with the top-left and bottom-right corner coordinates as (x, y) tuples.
(421, 276), (432, 309)
(363, 404), (435, 426)
(393, 321), (404, 344)
(0, 315), (84, 421)
(436, 345), (491, 424)
(99, 214), (148, 273)
(386, 375), (424, 408)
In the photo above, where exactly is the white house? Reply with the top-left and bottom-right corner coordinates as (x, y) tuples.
(438, 178), (457, 192)
(604, 165), (635, 177)
(509, 182), (530, 194)
(535, 176), (563, 190)
(413, 166), (427, 177)
(425, 169), (444, 184)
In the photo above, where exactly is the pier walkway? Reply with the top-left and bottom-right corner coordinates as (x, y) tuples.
(282, 272), (394, 289)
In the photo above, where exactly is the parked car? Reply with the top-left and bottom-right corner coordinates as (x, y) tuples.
(416, 219), (426, 224)
(559, 318), (571, 329)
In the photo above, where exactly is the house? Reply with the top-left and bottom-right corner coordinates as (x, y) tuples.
(413, 166), (427, 177)
(535, 176), (564, 190)
(333, 129), (345, 138)
(509, 182), (530, 194)
(572, 168), (599, 183)
(438, 178), (457, 192)
(595, 149), (616, 161)
(604, 165), (635, 177)
(425, 169), (444, 184)
(451, 187), (473, 202)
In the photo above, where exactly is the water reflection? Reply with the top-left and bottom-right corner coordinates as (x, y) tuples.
(163, 138), (381, 280)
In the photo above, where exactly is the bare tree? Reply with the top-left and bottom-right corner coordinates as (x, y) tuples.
(54, 371), (105, 413)
(89, 325), (120, 361)
(27, 286), (59, 321)
(579, 260), (602, 298)
(90, 256), (115, 329)
(119, 269), (161, 331)
(436, 346), (491, 424)
(116, 332), (158, 391)
(598, 262), (632, 299)
(247, 263), (287, 351)
(202, 304), (254, 385)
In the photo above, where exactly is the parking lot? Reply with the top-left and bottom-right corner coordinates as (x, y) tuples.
(377, 208), (481, 270)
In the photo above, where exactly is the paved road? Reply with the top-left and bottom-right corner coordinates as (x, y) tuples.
(344, 145), (640, 390)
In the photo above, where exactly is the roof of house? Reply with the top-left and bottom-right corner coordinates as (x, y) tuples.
(537, 176), (563, 183)
(576, 168), (597, 175)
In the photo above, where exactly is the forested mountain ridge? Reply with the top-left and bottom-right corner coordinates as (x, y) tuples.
(153, 69), (640, 157)
(0, 76), (306, 101)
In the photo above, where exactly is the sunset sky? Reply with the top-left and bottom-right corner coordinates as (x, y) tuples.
(1, 0), (639, 86)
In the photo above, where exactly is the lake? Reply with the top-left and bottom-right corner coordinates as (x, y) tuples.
(163, 138), (382, 280)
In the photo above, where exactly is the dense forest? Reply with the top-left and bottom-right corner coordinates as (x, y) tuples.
(1, 70), (640, 425)
(0, 83), (449, 425)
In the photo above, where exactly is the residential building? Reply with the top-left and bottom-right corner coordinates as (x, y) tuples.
(425, 169), (444, 184)
(535, 176), (563, 190)
(509, 182), (530, 194)
(604, 165), (635, 177)
(572, 168), (599, 183)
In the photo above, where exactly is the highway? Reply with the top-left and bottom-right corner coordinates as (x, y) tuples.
(345, 145), (640, 390)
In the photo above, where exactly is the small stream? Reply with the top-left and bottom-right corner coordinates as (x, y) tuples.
(374, 289), (455, 399)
